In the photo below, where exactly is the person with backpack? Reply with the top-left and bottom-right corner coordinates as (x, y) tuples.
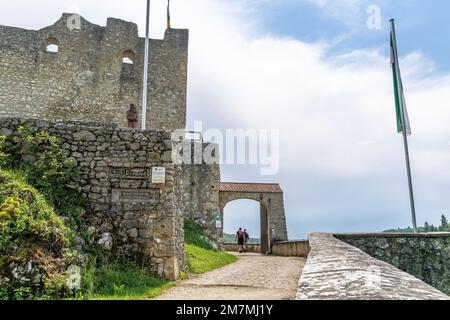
(243, 229), (250, 253)
(235, 228), (245, 253)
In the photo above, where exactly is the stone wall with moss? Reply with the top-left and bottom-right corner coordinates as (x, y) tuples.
(335, 233), (450, 295)
(0, 117), (185, 280)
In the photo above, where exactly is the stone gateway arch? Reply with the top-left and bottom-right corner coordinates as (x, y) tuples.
(219, 182), (288, 254)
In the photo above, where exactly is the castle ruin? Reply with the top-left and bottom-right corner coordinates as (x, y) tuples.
(0, 13), (187, 130)
(0, 14), (288, 280)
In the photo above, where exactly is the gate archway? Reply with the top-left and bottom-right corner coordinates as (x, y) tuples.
(219, 182), (288, 254)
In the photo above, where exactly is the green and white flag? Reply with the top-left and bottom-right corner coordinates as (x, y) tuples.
(390, 22), (411, 135)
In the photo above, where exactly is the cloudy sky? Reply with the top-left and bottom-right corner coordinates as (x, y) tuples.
(2, 0), (450, 239)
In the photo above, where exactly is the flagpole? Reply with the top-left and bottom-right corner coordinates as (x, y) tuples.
(167, 0), (171, 29)
(141, 0), (151, 131)
(390, 19), (418, 233)
(402, 115), (418, 233)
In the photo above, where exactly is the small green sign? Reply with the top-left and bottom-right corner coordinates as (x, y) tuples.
(213, 211), (221, 221)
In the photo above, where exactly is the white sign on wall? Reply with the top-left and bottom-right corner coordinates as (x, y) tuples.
(152, 167), (166, 184)
(216, 220), (222, 229)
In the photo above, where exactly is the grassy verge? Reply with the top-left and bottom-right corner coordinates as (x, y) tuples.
(186, 244), (237, 274)
(80, 263), (176, 300)
(184, 220), (238, 274)
(82, 242), (238, 300)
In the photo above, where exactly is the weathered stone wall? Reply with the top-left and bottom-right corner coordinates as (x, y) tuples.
(225, 241), (310, 257)
(180, 141), (222, 246)
(272, 241), (310, 258)
(223, 243), (261, 253)
(0, 13), (188, 131)
(335, 233), (450, 295)
(0, 117), (185, 280)
(297, 233), (449, 300)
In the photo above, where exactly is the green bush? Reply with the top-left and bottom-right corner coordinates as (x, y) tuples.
(0, 169), (71, 254)
(0, 126), (83, 224)
(0, 135), (7, 167)
(184, 220), (215, 250)
(0, 169), (77, 300)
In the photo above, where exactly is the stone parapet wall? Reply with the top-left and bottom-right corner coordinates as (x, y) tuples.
(0, 117), (184, 280)
(297, 233), (449, 300)
(223, 243), (261, 253)
(336, 233), (450, 295)
(272, 241), (310, 258)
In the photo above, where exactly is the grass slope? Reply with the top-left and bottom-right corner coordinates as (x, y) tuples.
(83, 263), (175, 300)
(184, 220), (237, 274)
(87, 221), (237, 300)
(186, 244), (237, 274)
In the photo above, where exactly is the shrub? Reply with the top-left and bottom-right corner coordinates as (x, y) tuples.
(0, 170), (71, 253)
(0, 169), (77, 300)
(184, 220), (215, 250)
(0, 126), (84, 226)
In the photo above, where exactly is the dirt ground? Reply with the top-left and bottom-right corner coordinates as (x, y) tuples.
(154, 253), (306, 300)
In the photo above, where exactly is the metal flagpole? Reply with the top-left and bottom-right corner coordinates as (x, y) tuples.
(141, 0), (151, 131)
(167, 0), (171, 29)
(401, 109), (418, 233)
(390, 19), (418, 233)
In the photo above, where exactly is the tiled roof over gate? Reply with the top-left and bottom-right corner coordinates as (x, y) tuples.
(219, 182), (283, 193)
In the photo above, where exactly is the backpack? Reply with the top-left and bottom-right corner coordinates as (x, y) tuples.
(237, 230), (245, 239)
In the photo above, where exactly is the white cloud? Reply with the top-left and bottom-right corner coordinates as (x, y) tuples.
(305, 0), (367, 24)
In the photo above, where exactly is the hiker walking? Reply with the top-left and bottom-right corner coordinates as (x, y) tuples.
(235, 228), (245, 253)
(243, 229), (250, 253)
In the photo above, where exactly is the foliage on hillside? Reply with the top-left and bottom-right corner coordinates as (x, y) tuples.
(223, 232), (260, 244)
(0, 169), (78, 300)
(0, 127), (84, 226)
(184, 220), (237, 274)
(384, 214), (450, 233)
(184, 220), (215, 250)
(0, 128), (85, 300)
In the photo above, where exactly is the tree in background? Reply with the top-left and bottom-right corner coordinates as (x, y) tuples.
(385, 214), (449, 233)
(440, 214), (449, 231)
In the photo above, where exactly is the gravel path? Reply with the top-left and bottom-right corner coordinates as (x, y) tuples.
(155, 253), (306, 300)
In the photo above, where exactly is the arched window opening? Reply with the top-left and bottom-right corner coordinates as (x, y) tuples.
(122, 50), (135, 65)
(46, 37), (59, 53)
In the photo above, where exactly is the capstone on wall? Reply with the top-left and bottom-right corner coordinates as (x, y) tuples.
(336, 233), (450, 295)
(0, 13), (188, 131)
(298, 233), (449, 300)
(0, 117), (185, 280)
